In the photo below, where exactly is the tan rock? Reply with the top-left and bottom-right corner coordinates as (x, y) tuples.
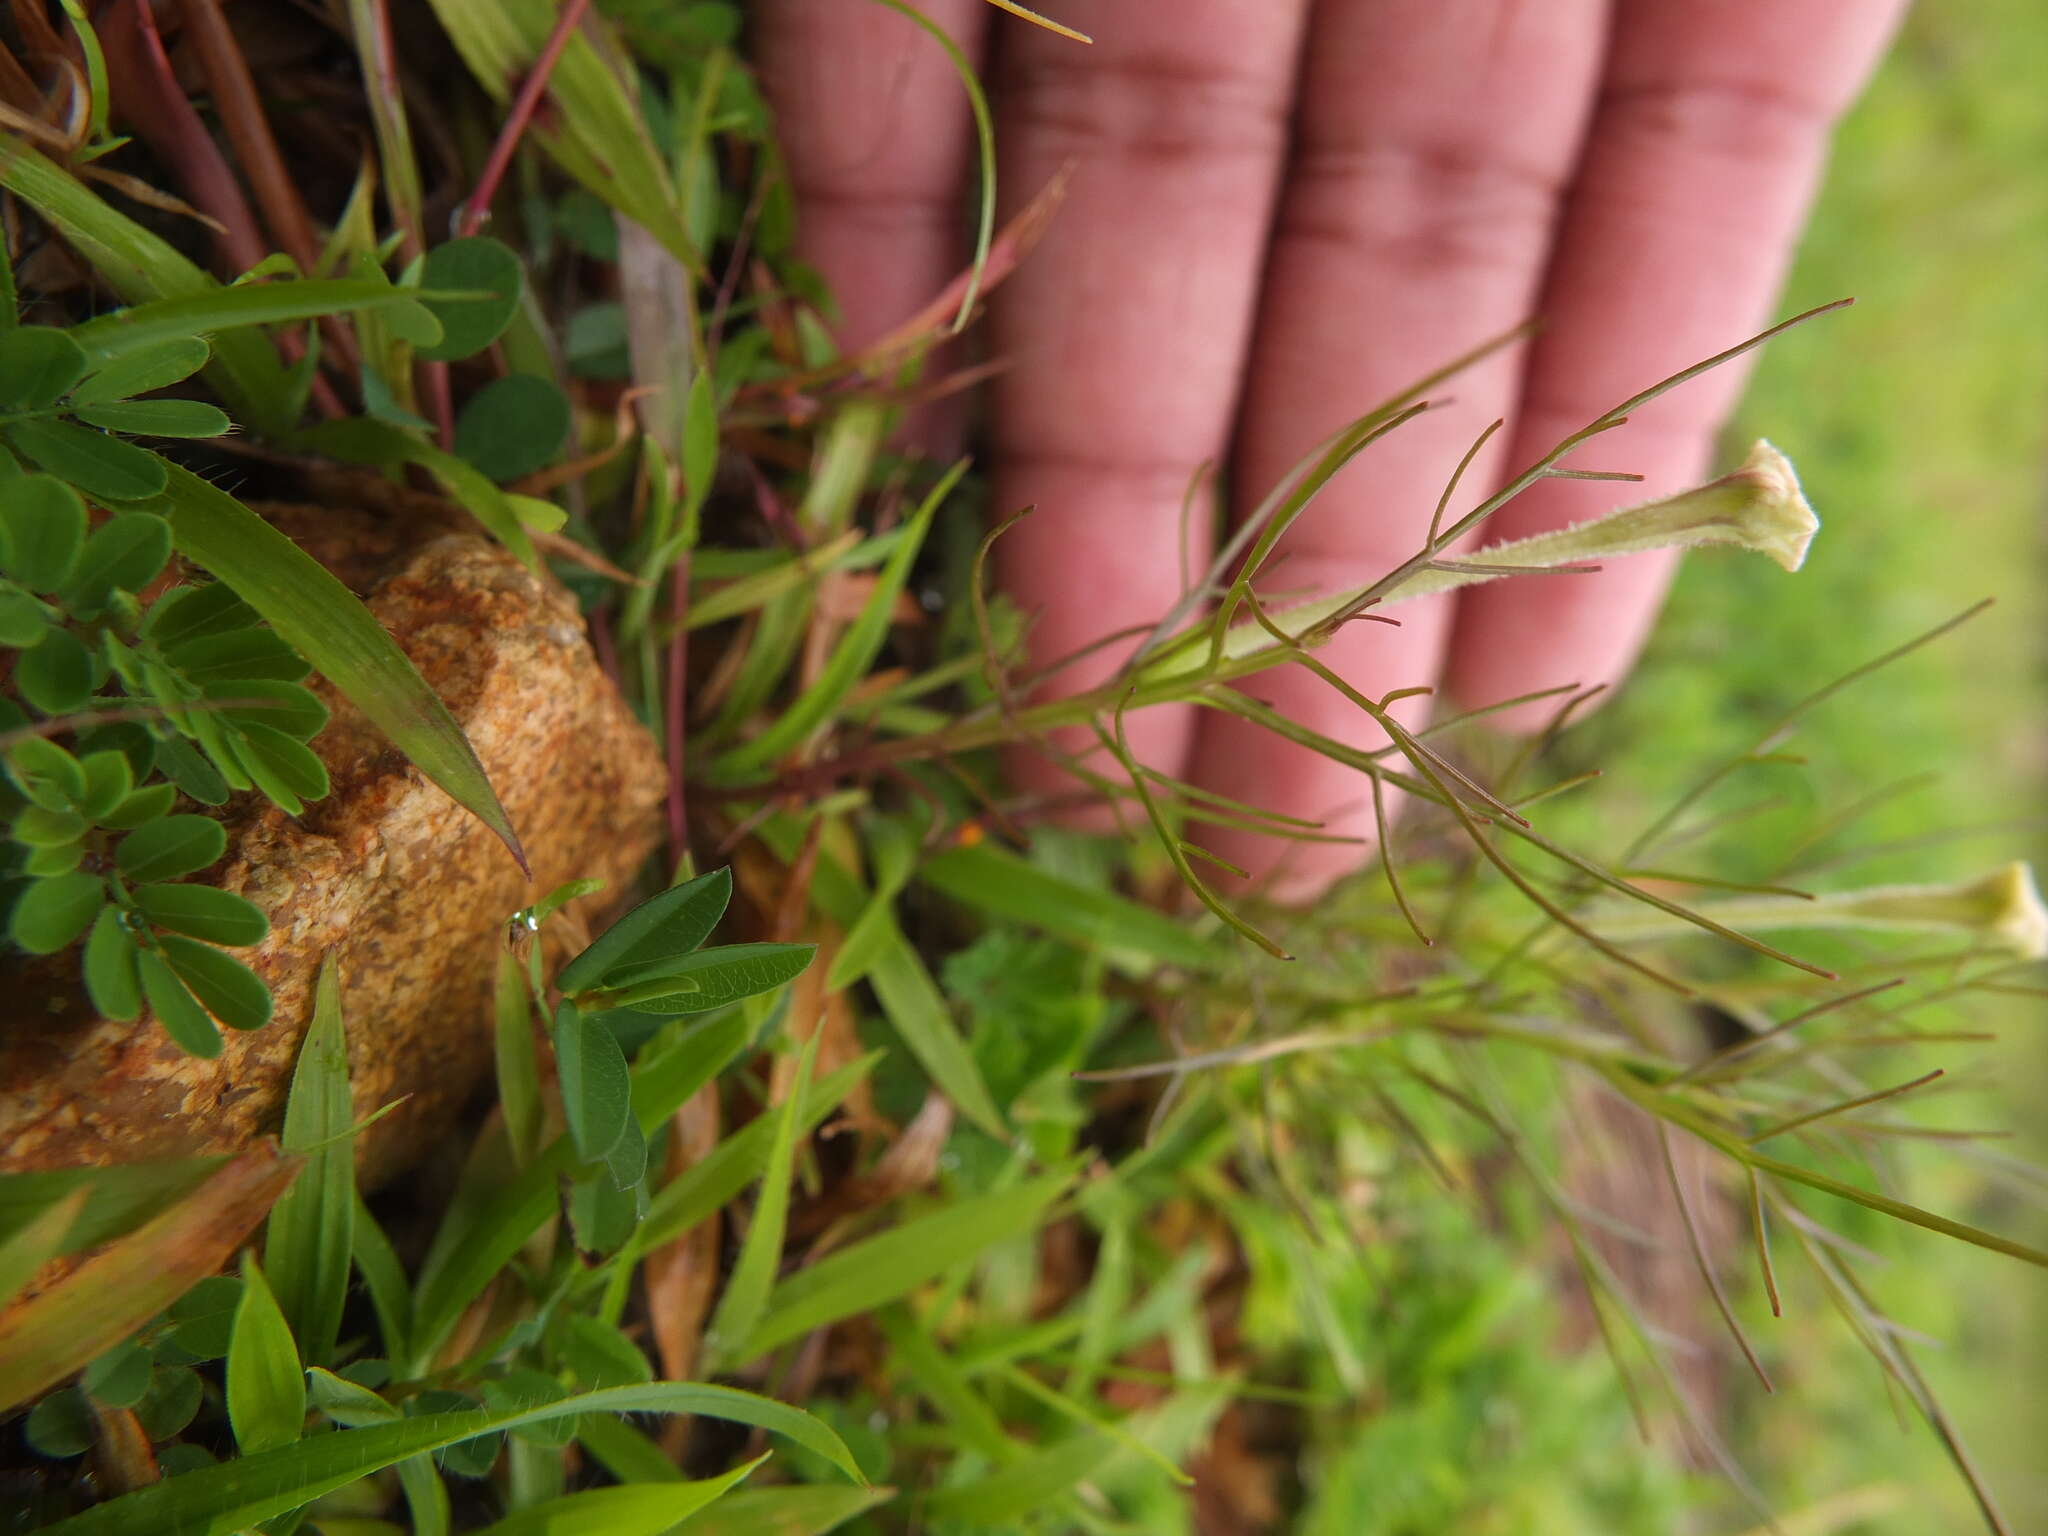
(0, 495), (666, 1185)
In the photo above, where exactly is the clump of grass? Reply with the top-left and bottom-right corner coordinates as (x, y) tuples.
(1, 3), (2041, 1533)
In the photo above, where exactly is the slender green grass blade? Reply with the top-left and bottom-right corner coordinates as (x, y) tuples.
(470, 1456), (764, 1536)
(921, 842), (1215, 973)
(265, 958), (355, 1368)
(152, 463), (525, 871)
(40, 1383), (862, 1535)
(740, 1171), (1074, 1358)
(671, 1486), (892, 1536)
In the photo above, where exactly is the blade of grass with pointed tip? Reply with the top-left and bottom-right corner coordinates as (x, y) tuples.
(227, 1254), (304, 1455)
(671, 1485), (893, 1536)
(39, 1383), (862, 1536)
(0, 1189), (86, 1309)
(66, 281), (469, 366)
(921, 842), (1215, 974)
(739, 1170), (1074, 1359)
(704, 1031), (819, 1369)
(153, 463), (525, 871)
(265, 958), (356, 1368)
(470, 1456), (765, 1536)
(712, 460), (964, 779)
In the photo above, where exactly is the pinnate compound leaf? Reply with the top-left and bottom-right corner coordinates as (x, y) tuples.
(83, 906), (142, 1020)
(160, 935), (272, 1031)
(6, 418), (167, 501)
(63, 512), (172, 613)
(77, 749), (134, 819)
(415, 237), (523, 361)
(133, 882), (266, 948)
(230, 721), (331, 812)
(73, 398), (231, 438)
(1, 472), (86, 589)
(8, 870), (104, 953)
(0, 326), (89, 407)
(7, 735), (85, 808)
(14, 626), (95, 713)
(37, 1383), (860, 1536)
(557, 866), (731, 995)
(116, 813), (226, 882)
(100, 780), (178, 830)
(137, 948), (223, 1056)
(227, 1254), (304, 1455)
(67, 336), (210, 404)
(153, 463), (524, 867)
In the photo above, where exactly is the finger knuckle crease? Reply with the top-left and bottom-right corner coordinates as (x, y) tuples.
(1005, 53), (1288, 163)
(1277, 142), (1563, 270)
(1599, 77), (1830, 162)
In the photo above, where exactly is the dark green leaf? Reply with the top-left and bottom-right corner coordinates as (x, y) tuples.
(23, 838), (83, 875)
(0, 589), (45, 644)
(307, 1366), (398, 1428)
(83, 906), (142, 1020)
(81, 1339), (153, 1409)
(99, 779), (177, 830)
(6, 418), (168, 501)
(116, 814), (226, 882)
(73, 398), (231, 439)
(15, 626), (96, 713)
(1, 472), (86, 589)
(8, 870), (104, 952)
(151, 733), (231, 804)
(557, 866), (731, 995)
(203, 679), (328, 740)
(7, 735), (85, 809)
(134, 882), (266, 947)
(566, 1163), (641, 1253)
(0, 1377), (866, 1529)
(416, 238), (523, 361)
(64, 512), (171, 614)
(562, 1314), (652, 1390)
(598, 941), (816, 1015)
(135, 1364), (203, 1439)
(160, 934), (272, 1031)
(76, 748), (134, 820)
(166, 1275), (243, 1359)
(25, 1387), (94, 1458)
(267, 960), (354, 1368)
(554, 1001), (632, 1165)
(137, 948), (222, 1056)
(152, 464), (525, 871)
(142, 579), (256, 650)
(162, 626), (310, 683)
(68, 337), (210, 404)
(0, 327), (89, 407)
(227, 1254), (303, 1455)
(454, 374), (569, 482)
(231, 720), (331, 809)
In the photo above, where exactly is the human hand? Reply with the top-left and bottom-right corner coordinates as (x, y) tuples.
(753, 0), (1906, 897)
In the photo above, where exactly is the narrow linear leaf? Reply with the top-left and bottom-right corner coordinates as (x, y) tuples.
(595, 941), (816, 1015)
(706, 1031), (820, 1368)
(741, 1171), (1074, 1358)
(7, 417), (166, 500)
(266, 958), (356, 1367)
(151, 463), (525, 871)
(671, 1485), (892, 1536)
(68, 280), (482, 367)
(73, 398), (231, 438)
(470, 1457), (765, 1536)
(922, 842), (1215, 973)
(40, 1383), (862, 1535)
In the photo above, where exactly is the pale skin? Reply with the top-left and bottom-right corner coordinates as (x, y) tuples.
(753, 1), (1910, 897)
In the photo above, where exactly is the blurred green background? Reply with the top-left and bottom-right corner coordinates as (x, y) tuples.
(1572, 2), (2047, 1526)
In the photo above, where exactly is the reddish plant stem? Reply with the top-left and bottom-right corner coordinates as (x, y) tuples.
(458, 0), (590, 238)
